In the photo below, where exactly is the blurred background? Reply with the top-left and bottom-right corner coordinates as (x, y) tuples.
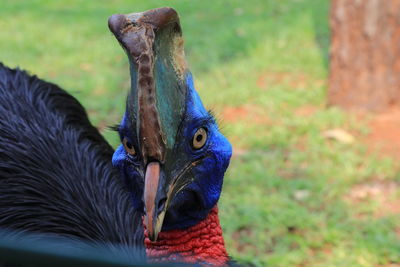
(0, 0), (399, 266)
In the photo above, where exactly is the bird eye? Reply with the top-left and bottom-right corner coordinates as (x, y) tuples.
(123, 137), (136, 155)
(192, 128), (207, 149)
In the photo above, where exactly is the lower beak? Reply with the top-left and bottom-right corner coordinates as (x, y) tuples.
(143, 162), (166, 241)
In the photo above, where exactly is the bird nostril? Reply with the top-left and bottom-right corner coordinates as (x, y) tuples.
(158, 197), (167, 211)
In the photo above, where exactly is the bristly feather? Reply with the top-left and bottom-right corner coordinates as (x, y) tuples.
(207, 109), (228, 133)
(0, 63), (145, 258)
(109, 124), (122, 133)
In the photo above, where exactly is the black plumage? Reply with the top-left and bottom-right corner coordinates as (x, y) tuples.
(0, 63), (144, 256)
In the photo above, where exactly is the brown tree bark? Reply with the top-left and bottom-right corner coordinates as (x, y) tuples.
(329, 0), (400, 111)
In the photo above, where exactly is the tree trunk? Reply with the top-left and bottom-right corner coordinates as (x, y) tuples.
(329, 0), (400, 111)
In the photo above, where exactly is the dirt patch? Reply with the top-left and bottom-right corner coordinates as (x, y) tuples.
(345, 181), (400, 218)
(231, 226), (258, 253)
(366, 107), (400, 159)
(294, 105), (320, 117)
(256, 71), (325, 90)
(376, 263), (400, 267)
(79, 62), (93, 72)
(231, 147), (249, 158)
(221, 104), (269, 125)
(307, 244), (333, 258)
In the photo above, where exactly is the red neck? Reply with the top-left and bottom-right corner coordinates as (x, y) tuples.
(144, 206), (229, 266)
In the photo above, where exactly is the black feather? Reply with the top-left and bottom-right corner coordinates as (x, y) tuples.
(0, 63), (144, 256)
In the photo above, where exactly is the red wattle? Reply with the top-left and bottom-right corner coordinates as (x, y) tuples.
(144, 206), (229, 266)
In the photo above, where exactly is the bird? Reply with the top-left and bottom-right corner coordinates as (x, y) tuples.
(108, 7), (234, 266)
(0, 6), (236, 267)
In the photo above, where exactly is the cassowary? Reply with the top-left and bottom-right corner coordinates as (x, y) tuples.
(0, 6), (235, 266)
(108, 8), (233, 266)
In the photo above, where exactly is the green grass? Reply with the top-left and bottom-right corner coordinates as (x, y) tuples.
(1, 1), (399, 266)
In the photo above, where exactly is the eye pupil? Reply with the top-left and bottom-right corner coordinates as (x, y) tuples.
(196, 134), (203, 142)
(126, 141), (133, 149)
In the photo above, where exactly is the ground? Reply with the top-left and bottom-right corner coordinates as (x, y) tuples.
(0, 1), (399, 266)
(367, 108), (400, 160)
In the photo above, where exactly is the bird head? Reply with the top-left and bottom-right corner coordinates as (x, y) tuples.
(109, 7), (232, 241)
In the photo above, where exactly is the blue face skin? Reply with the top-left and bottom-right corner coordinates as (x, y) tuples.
(112, 74), (232, 230)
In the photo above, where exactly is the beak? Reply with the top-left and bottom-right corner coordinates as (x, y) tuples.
(143, 162), (167, 241)
(108, 8), (189, 241)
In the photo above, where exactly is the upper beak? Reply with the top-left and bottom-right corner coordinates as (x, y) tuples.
(143, 162), (167, 241)
(108, 8), (188, 241)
